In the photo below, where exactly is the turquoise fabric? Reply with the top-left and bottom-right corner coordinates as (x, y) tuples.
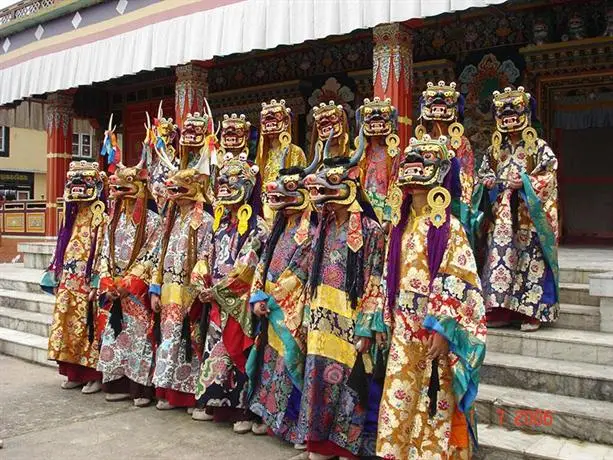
(520, 173), (560, 301)
(423, 314), (485, 414)
(40, 270), (58, 295)
(247, 295), (305, 396)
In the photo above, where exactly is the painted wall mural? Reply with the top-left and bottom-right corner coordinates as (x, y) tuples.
(458, 52), (522, 162)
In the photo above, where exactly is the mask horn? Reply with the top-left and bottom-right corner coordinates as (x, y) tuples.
(322, 128), (334, 160)
(204, 97), (214, 132)
(280, 145), (290, 170)
(305, 140), (321, 175)
(157, 100), (163, 120)
(154, 145), (177, 172)
(107, 113), (114, 133)
(348, 126), (365, 167)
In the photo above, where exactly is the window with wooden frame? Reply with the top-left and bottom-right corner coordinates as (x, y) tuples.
(0, 127), (9, 157)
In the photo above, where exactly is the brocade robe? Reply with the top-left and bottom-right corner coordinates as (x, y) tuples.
(362, 141), (393, 223)
(47, 207), (105, 369)
(248, 213), (314, 443)
(377, 211), (486, 460)
(478, 138), (559, 322)
(296, 212), (385, 457)
(97, 208), (162, 387)
(151, 206), (213, 394)
(193, 215), (269, 410)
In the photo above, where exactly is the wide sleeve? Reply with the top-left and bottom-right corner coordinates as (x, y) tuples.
(423, 222), (486, 413)
(525, 139), (559, 240)
(118, 212), (163, 298)
(211, 221), (269, 334)
(355, 221), (386, 337)
(97, 222), (114, 294)
(190, 216), (215, 289)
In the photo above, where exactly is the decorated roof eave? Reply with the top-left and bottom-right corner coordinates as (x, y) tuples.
(0, 0), (510, 107)
(0, 0), (104, 38)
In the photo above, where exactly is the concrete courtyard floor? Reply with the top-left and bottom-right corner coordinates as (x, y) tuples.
(0, 355), (295, 460)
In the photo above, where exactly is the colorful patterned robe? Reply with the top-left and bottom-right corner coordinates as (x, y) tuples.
(452, 136), (475, 233)
(97, 207), (162, 388)
(150, 206), (213, 395)
(478, 138), (559, 322)
(295, 212), (385, 457)
(248, 213), (314, 443)
(361, 142), (393, 224)
(377, 211), (486, 460)
(47, 206), (105, 370)
(193, 215), (269, 411)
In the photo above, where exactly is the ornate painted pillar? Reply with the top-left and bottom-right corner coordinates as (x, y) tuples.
(45, 92), (74, 236)
(175, 62), (209, 129)
(373, 23), (414, 147)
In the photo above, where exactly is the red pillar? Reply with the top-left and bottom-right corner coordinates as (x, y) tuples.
(175, 62), (209, 130)
(45, 92), (73, 236)
(373, 23), (414, 147)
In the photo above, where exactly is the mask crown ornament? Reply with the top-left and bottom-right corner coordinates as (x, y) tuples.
(420, 80), (461, 122)
(313, 100), (346, 141)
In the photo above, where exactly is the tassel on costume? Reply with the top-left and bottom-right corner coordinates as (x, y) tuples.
(199, 302), (211, 357)
(373, 347), (387, 383)
(181, 315), (193, 362)
(347, 352), (369, 407)
(428, 358), (440, 418)
(153, 312), (162, 346)
(86, 300), (95, 344)
(109, 297), (123, 339)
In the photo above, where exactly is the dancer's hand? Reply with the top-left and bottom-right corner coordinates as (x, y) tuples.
(483, 177), (496, 189)
(375, 332), (387, 349)
(88, 288), (98, 302)
(508, 174), (523, 190)
(253, 301), (269, 317)
(151, 294), (161, 312)
(117, 286), (130, 299)
(199, 289), (213, 303)
(355, 337), (371, 353)
(426, 332), (449, 360)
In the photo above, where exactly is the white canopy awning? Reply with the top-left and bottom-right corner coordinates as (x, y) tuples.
(0, 0), (507, 106)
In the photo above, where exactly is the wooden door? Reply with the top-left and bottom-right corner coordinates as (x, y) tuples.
(123, 99), (173, 166)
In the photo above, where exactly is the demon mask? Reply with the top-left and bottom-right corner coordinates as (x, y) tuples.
(304, 128), (365, 207)
(397, 135), (453, 190)
(260, 99), (291, 137)
(220, 113), (250, 153)
(64, 161), (105, 202)
(420, 81), (462, 122)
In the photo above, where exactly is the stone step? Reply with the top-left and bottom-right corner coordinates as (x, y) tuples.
(0, 288), (54, 315)
(0, 306), (52, 337)
(559, 282), (600, 307)
(477, 384), (613, 445)
(487, 328), (613, 365)
(482, 351), (613, 402)
(0, 326), (54, 367)
(18, 241), (54, 269)
(476, 424), (613, 460)
(0, 263), (44, 293)
(560, 268), (607, 285)
(557, 303), (600, 332)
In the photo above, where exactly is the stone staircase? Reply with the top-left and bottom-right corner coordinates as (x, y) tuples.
(0, 245), (612, 458)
